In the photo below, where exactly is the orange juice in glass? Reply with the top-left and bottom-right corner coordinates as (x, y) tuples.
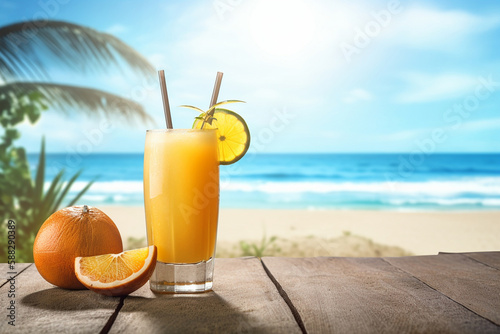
(144, 128), (219, 293)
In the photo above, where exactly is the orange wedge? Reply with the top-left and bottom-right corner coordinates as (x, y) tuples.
(193, 109), (250, 165)
(75, 245), (157, 296)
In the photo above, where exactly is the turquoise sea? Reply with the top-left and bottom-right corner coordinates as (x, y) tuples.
(28, 153), (500, 210)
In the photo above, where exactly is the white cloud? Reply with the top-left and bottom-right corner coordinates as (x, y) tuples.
(378, 128), (427, 142)
(343, 89), (373, 104)
(147, 53), (167, 68)
(385, 6), (500, 51)
(161, 0), (361, 134)
(17, 1), (498, 153)
(396, 72), (479, 103)
(318, 131), (342, 140)
(459, 118), (500, 132)
(373, 118), (500, 152)
(106, 24), (128, 35)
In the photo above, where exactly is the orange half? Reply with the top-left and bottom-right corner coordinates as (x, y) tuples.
(75, 245), (157, 296)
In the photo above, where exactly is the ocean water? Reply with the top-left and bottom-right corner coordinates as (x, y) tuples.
(28, 153), (500, 211)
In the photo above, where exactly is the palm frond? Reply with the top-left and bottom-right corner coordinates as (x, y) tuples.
(0, 20), (155, 81)
(39, 170), (65, 222)
(0, 82), (155, 125)
(66, 179), (95, 207)
(51, 169), (83, 212)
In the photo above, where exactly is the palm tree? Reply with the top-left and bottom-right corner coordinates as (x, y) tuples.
(0, 20), (157, 262)
(0, 20), (155, 121)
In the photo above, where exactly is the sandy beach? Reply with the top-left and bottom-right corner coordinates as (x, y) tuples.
(101, 206), (500, 257)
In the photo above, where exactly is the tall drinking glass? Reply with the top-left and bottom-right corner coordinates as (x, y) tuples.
(144, 129), (219, 293)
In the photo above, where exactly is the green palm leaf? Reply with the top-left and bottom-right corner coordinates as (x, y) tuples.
(66, 179), (95, 207)
(0, 82), (155, 125)
(51, 169), (83, 212)
(29, 138), (98, 227)
(0, 20), (155, 81)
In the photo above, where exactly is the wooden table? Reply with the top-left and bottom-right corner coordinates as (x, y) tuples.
(1, 252), (499, 333)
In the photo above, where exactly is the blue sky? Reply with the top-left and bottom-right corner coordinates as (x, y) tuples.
(1, 0), (499, 153)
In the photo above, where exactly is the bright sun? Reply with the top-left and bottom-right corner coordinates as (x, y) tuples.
(250, 0), (317, 58)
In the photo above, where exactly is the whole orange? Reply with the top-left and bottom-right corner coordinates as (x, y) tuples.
(33, 205), (123, 289)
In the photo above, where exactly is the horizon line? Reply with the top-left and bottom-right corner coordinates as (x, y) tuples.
(28, 151), (500, 155)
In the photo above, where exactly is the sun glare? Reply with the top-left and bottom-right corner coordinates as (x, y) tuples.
(250, 0), (317, 58)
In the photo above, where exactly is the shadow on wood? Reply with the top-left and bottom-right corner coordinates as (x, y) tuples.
(1, 265), (119, 332)
(21, 287), (119, 311)
(110, 291), (263, 333)
(106, 258), (300, 333)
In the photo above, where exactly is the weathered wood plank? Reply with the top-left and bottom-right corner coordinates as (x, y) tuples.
(463, 251), (500, 270)
(0, 263), (32, 287)
(386, 253), (500, 326)
(262, 256), (500, 334)
(109, 257), (300, 334)
(0, 263), (120, 333)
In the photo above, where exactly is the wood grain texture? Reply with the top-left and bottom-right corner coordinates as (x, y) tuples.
(2, 253), (499, 333)
(463, 251), (500, 270)
(0, 263), (31, 287)
(0, 263), (121, 333)
(386, 253), (500, 326)
(262, 256), (500, 334)
(109, 257), (300, 334)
